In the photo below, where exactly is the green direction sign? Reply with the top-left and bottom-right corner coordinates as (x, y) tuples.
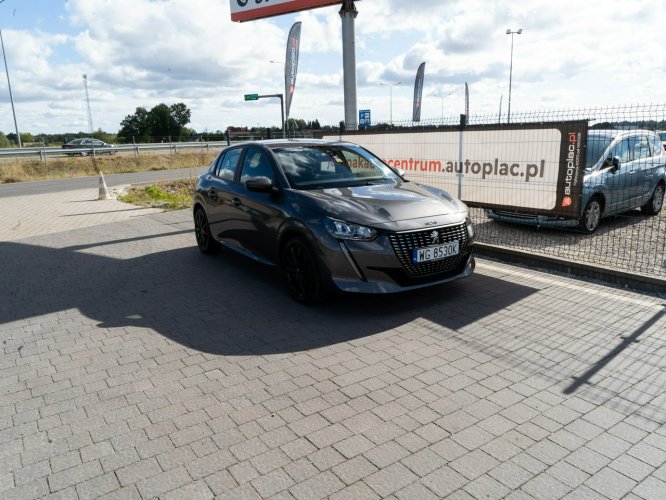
(244, 93), (259, 101)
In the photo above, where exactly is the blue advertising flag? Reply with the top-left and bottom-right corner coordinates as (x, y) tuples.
(465, 82), (469, 119)
(412, 62), (426, 122)
(285, 22), (302, 119)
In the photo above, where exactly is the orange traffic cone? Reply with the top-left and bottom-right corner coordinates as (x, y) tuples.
(98, 172), (111, 200)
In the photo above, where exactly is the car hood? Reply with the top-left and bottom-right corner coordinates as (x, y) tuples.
(295, 182), (467, 228)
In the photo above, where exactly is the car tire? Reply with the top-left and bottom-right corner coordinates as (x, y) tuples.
(579, 197), (602, 233)
(80, 151), (88, 157)
(194, 208), (220, 255)
(641, 182), (664, 216)
(282, 237), (326, 305)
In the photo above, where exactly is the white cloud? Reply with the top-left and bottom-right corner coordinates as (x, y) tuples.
(0, 0), (665, 134)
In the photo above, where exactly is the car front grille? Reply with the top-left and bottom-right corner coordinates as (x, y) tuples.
(388, 223), (469, 277)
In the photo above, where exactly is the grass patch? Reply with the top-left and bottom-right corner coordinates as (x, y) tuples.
(119, 179), (196, 211)
(0, 151), (217, 184)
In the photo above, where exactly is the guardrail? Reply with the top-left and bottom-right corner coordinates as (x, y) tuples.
(0, 141), (230, 161)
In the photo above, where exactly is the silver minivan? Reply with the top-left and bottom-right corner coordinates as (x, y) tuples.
(487, 129), (665, 232)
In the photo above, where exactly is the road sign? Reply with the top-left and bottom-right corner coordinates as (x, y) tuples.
(244, 94), (259, 101)
(359, 109), (371, 127)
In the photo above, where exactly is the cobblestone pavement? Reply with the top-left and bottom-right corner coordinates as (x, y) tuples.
(1, 192), (665, 499)
(0, 184), (162, 242)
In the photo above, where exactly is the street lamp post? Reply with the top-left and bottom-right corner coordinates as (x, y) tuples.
(268, 60), (287, 137)
(0, 0), (22, 147)
(380, 82), (401, 125)
(506, 28), (522, 124)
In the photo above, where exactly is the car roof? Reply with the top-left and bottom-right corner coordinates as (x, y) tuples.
(231, 138), (353, 149)
(588, 129), (655, 140)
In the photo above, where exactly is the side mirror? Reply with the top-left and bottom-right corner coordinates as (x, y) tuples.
(605, 156), (620, 171)
(394, 168), (407, 180)
(245, 176), (273, 193)
(612, 156), (621, 170)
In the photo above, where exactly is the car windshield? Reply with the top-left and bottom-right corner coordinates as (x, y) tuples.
(658, 131), (666, 141)
(585, 134), (613, 169)
(272, 144), (400, 190)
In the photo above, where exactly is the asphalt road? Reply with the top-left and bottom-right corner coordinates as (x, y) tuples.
(0, 166), (209, 198)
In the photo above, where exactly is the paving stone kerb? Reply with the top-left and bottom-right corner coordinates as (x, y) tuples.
(0, 186), (665, 499)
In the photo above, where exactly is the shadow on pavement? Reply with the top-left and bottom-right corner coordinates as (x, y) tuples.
(1, 239), (538, 356)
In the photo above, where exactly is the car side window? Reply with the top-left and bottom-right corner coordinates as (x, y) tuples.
(632, 136), (651, 160)
(649, 135), (662, 156)
(609, 138), (631, 163)
(215, 148), (242, 181)
(240, 148), (274, 184)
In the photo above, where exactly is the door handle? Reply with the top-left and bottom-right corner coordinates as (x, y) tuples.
(231, 198), (241, 207)
(206, 189), (217, 199)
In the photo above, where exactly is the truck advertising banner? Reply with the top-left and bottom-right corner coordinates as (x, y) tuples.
(230, 0), (348, 22)
(324, 122), (587, 217)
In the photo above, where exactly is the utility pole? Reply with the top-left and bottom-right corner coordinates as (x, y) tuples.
(0, 14), (21, 147)
(506, 28), (522, 124)
(83, 74), (94, 135)
(339, 0), (358, 130)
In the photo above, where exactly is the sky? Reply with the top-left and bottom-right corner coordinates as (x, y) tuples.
(0, 0), (665, 135)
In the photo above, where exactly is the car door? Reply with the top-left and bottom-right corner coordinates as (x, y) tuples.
(626, 134), (653, 207)
(204, 147), (243, 242)
(638, 133), (665, 205)
(230, 147), (284, 264)
(603, 136), (634, 214)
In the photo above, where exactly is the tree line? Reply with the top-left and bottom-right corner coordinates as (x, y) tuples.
(0, 102), (336, 147)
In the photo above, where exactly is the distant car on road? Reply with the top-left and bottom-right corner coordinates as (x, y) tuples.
(193, 139), (475, 304)
(62, 138), (116, 156)
(486, 129), (666, 233)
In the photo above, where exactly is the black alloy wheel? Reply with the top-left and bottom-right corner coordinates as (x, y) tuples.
(283, 237), (325, 304)
(194, 208), (220, 254)
(641, 182), (664, 215)
(579, 197), (602, 233)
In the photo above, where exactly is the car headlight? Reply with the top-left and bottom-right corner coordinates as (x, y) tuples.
(465, 214), (475, 239)
(324, 217), (378, 241)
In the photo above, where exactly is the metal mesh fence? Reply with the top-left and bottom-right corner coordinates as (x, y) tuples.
(334, 104), (666, 280)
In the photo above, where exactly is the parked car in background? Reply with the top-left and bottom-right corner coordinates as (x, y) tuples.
(62, 138), (116, 156)
(487, 129), (666, 233)
(193, 139), (475, 304)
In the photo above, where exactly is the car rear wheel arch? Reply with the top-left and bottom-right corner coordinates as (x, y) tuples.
(641, 180), (664, 215)
(193, 206), (220, 255)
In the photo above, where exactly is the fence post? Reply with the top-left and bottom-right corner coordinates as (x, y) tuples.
(133, 136), (139, 163)
(457, 114), (466, 200)
(40, 146), (47, 171)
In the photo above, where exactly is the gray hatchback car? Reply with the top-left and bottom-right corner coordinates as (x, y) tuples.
(487, 129), (665, 232)
(193, 139), (475, 303)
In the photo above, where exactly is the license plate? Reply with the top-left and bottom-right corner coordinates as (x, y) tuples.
(412, 240), (460, 263)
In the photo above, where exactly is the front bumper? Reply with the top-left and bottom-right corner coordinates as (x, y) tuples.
(485, 209), (579, 228)
(331, 253), (475, 294)
(321, 221), (475, 294)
